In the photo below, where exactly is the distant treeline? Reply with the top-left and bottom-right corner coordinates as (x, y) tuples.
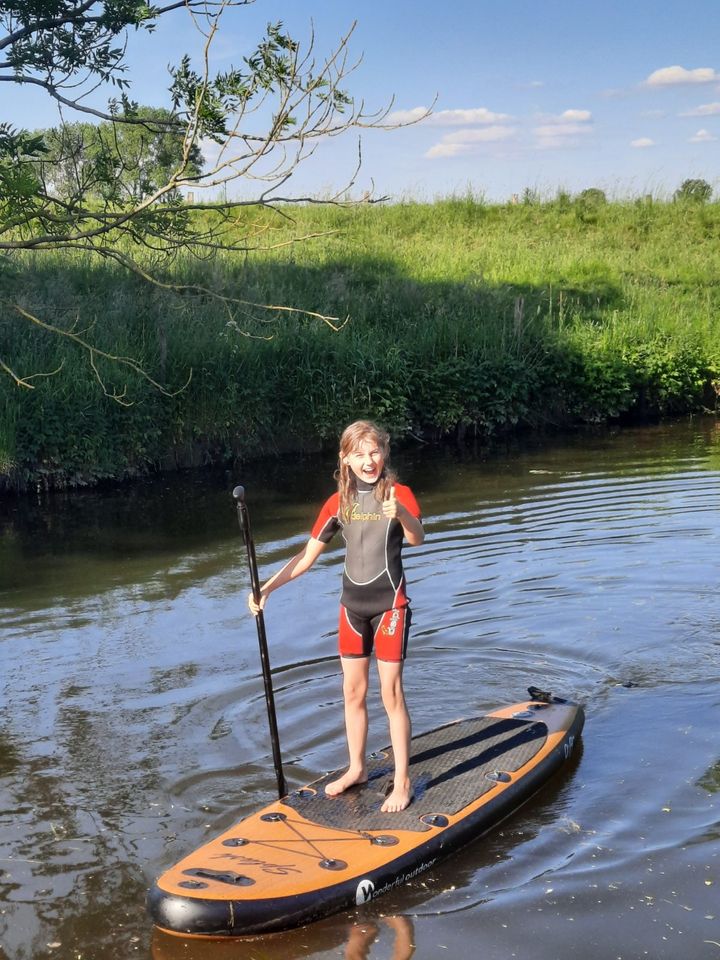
(1, 195), (718, 492)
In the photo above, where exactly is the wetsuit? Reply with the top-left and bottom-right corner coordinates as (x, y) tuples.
(310, 480), (422, 661)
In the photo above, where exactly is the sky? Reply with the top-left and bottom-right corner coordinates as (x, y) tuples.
(5, 0), (720, 201)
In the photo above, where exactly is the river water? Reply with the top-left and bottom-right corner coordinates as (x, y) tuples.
(1, 420), (719, 960)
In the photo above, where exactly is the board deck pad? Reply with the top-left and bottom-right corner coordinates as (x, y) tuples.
(284, 715), (547, 832)
(148, 696), (584, 937)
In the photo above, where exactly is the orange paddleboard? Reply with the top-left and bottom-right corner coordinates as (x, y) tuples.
(147, 690), (583, 937)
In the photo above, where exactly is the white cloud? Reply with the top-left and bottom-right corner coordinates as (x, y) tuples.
(535, 109), (593, 128)
(645, 65), (718, 87)
(442, 126), (517, 144)
(689, 128), (718, 142)
(425, 125), (517, 159)
(430, 107), (512, 126)
(534, 123), (593, 138)
(425, 142), (468, 159)
(396, 103), (519, 160)
(387, 106), (433, 124)
(631, 138), (655, 148)
(533, 110), (593, 149)
(388, 105), (512, 126)
(681, 101), (720, 117)
(557, 109), (592, 123)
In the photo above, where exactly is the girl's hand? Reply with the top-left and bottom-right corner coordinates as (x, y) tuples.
(382, 485), (400, 520)
(248, 590), (267, 616)
(384, 485), (425, 546)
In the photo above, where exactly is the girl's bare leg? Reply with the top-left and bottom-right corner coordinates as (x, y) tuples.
(325, 656), (370, 796)
(377, 659), (413, 812)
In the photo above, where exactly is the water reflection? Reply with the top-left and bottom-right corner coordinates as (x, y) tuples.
(697, 761), (720, 795)
(152, 915), (416, 960)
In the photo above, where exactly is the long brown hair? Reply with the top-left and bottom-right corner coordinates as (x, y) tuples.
(335, 420), (397, 521)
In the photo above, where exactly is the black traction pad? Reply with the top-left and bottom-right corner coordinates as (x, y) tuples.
(283, 716), (547, 833)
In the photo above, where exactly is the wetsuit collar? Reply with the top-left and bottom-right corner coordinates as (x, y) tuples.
(355, 477), (380, 493)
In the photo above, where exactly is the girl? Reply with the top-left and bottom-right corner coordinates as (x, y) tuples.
(248, 420), (424, 813)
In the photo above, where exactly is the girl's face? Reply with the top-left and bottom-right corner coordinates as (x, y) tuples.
(343, 437), (386, 484)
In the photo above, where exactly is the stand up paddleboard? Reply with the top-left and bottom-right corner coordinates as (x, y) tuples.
(146, 488), (584, 938)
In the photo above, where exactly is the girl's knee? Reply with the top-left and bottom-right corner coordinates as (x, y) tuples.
(380, 678), (406, 713)
(341, 657), (370, 706)
(343, 677), (368, 705)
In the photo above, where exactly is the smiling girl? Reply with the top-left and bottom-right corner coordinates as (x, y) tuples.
(248, 420), (424, 813)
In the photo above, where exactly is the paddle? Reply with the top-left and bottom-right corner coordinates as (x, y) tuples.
(233, 485), (287, 799)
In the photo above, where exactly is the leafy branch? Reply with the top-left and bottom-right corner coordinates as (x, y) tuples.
(1, 1), (424, 397)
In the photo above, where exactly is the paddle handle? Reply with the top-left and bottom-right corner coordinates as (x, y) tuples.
(233, 485), (287, 799)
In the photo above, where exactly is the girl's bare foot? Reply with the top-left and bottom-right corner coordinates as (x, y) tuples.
(325, 768), (367, 797)
(380, 778), (413, 813)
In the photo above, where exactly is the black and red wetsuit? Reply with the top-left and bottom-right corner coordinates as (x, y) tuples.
(310, 480), (422, 661)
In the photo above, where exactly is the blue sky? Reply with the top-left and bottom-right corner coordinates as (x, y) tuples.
(7, 0), (720, 201)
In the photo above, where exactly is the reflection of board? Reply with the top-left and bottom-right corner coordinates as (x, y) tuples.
(147, 691), (584, 937)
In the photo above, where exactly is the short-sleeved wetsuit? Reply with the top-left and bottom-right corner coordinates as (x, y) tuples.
(310, 479), (422, 661)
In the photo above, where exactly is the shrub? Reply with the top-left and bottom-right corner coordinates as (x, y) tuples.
(577, 188), (607, 206)
(673, 178), (713, 203)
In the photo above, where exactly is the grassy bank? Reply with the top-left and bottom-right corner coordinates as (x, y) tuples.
(1, 196), (718, 490)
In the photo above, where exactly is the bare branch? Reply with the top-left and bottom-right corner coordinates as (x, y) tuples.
(0, 354), (64, 388)
(93, 244), (350, 331)
(11, 304), (192, 401)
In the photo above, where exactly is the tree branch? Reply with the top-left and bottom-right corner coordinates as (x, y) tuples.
(1, 1), (428, 405)
(0, 354), (64, 388)
(11, 304), (192, 401)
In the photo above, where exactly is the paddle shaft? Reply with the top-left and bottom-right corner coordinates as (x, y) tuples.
(233, 486), (287, 799)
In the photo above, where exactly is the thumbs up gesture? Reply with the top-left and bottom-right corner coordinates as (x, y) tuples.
(382, 485), (399, 519)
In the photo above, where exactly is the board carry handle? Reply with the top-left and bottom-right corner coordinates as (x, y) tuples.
(528, 685), (565, 704)
(233, 485), (287, 799)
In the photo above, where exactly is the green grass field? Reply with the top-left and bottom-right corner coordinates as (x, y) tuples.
(1, 195), (718, 489)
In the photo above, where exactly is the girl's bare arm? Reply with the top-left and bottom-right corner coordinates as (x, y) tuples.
(248, 537), (327, 614)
